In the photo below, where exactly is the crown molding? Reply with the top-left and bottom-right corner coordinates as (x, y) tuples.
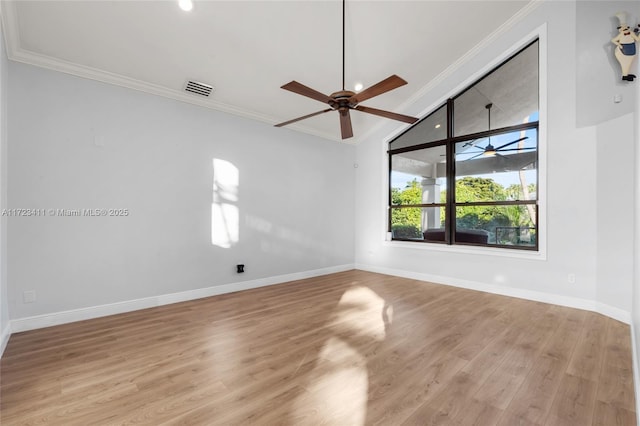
(9, 47), (343, 143)
(0, 1), (343, 143)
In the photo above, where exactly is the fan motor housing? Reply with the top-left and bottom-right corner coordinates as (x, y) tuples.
(330, 90), (357, 109)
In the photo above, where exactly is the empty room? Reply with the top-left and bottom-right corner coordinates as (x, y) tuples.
(1, 0), (639, 425)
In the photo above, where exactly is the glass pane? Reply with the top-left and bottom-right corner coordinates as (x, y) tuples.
(455, 128), (537, 203)
(389, 105), (447, 150)
(391, 145), (447, 206)
(456, 204), (537, 247)
(454, 40), (538, 137)
(391, 207), (446, 240)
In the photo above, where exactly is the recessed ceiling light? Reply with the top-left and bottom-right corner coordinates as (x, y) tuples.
(435, 124), (441, 129)
(178, 0), (193, 11)
(354, 82), (363, 92)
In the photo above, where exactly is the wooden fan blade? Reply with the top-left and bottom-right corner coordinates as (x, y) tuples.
(339, 109), (353, 139)
(355, 105), (418, 124)
(274, 108), (333, 127)
(280, 81), (333, 104)
(350, 75), (408, 104)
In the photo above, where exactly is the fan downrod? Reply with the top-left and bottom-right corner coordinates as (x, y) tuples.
(274, 0), (418, 139)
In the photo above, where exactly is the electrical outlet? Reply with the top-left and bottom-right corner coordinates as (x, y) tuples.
(23, 290), (36, 303)
(567, 273), (576, 284)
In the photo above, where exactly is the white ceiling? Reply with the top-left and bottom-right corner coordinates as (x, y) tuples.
(1, 0), (535, 143)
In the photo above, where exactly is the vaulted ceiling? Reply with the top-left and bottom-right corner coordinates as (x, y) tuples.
(1, 1), (534, 143)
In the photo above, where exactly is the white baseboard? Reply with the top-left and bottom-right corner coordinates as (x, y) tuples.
(630, 322), (640, 424)
(355, 263), (631, 324)
(9, 264), (355, 334)
(6, 262), (632, 352)
(595, 301), (633, 325)
(0, 323), (10, 357)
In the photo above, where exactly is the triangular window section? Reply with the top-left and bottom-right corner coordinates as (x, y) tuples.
(388, 40), (539, 250)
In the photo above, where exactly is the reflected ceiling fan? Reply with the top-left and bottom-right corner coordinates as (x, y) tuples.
(274, 0), (418, 140)
(464, 103), (533, 160)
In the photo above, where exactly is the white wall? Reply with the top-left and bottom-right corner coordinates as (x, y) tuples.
(7, 61), (355, 321)
(584, 1), (638, 316)
(0, 21), (9, 354)
(355, 1), (635, 319)
(596, 112), (634, 313)
(576, 1), (638, 128)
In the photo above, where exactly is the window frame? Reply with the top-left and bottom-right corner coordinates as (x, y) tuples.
(388, 39), (540, 251)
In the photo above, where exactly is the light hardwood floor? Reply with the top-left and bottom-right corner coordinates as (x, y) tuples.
(0, 270), (636, 425)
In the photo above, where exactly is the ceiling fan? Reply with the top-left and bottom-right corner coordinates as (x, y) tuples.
(464, 103), (534, 160)
(274, 0), (418, 140)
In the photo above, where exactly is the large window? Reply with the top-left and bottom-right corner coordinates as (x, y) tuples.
(388, 40), (539, 250)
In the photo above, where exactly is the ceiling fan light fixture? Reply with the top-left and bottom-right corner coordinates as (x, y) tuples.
(464, 104), (532, 161)
(178, 0), (193, 12)
(483, 143), (496, 156)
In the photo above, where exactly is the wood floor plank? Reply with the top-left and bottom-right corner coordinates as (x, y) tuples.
(0, 270), (636, 425)
(366, 296), (507, 425)
(593, 400), (636, 426)
(565, 312), (607, 381)
(473, 306), (564, 412)
(400, 301), (553, 424)
(595, 317), (636, 413)
(497, 309), (586, 426)
(545, 374), (597, 426)
(454, 398), (505, 426)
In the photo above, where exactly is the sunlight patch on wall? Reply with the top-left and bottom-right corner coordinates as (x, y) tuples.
(212, 159), (239, 248)
(245, 214), (273, 234)
(245, 213), (335, 261)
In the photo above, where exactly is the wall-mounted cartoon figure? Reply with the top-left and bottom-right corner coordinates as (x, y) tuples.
(612, 12), (639, 81)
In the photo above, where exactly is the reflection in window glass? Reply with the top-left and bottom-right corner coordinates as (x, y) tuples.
(455, 128), (537, 203)
(454, 41), (538, 136)
(389, 105), (447, 150)
(387, 38), (539, 250)
(390, 145), (447, 240)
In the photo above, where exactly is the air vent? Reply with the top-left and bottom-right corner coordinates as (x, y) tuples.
(184, 80), (214, 97)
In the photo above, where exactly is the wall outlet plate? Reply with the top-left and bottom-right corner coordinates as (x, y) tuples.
(23, 290), (36, 303)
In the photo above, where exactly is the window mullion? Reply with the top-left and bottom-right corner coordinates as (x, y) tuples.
(446, 98), (455, 245)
